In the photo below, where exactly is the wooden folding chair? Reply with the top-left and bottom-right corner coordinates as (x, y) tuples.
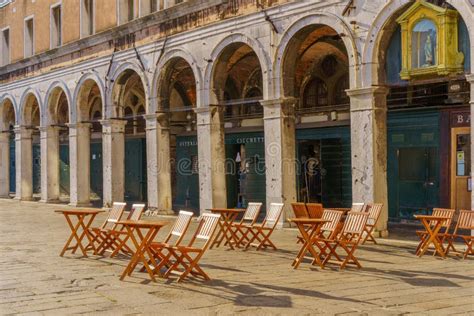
(86, 202), (127, 255)
(306, 203), (324, 219)
(445, 210), (474, 259)
(361, 203), (383, 244)
(107, 204), (146, 257)
(312, 209), (343, 259)
(148, 210), (194, 274)
(162, 213), (221, 282)
(317, 211), (369, 269)
(231, 202), (262, 247)
(242, 203), (284, 250)
(415, 208), (455, 255)
(291, 203), (309, 218)
(351, 203), (366, 212)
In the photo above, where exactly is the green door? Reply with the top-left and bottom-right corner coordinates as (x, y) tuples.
(90, 142), (103, 201)
(388, 111), (440, 219)
(60, 144), (70, 195)
(175, 136), (199, 213)
(396, 147), (439, 218)
(9, 138), (15, 193)
(32, 144), (41, 194)
(124, 138), (147, 202)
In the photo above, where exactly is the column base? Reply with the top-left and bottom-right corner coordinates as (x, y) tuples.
(69, 202), (92, 207)
(39, 199), (60, 204)
(0, 195), (12, 199)
(15, 197), (34, 201)
(374, 229), (389, 238)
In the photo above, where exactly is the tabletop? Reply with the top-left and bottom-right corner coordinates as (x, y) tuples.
(413, 215), (450, 220)
(55, 209), (104, 215)
(288, 218), (328, 224)
(208, 208), (246, 214)
(117, 220), (169, 228)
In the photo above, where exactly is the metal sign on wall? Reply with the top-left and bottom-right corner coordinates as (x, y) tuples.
(450, 111), (471, 127)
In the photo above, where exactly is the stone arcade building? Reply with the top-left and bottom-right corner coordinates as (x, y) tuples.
(0, 0), (473, 236)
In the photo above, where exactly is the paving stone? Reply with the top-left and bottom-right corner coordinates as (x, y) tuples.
(0, 199), (473, 314)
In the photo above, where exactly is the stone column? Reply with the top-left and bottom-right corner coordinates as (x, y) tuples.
(261, 98), (297, 228)
(347, 86), (389, 236)
(145, 112), (173, 213)
(14, 126), (33, 201)
(69, 123), (91, 206)
(101, 119), (125, 207)
(39, 126), (60, 202)
(195, 105), (227, 213)
(0, 131), (10, 198)
(467, 74), (474, 212)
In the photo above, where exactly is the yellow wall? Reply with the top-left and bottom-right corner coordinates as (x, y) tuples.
(0, 0), (117, 63)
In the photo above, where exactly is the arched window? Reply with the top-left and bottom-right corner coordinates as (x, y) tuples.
(412, 19), (437, 68)
(91, 110), (101, 133)
(303, 77), (328, 108)
(334, 75), (349, 106)
(136, 105), (146, 134)
(124, 106), (134, 134)
(243, 87), (263, 116)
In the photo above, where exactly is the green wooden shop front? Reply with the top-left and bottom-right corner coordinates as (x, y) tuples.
(174, 132), (266, 214)
(296, 126), (352, 208)
(387, 111), (440, 220)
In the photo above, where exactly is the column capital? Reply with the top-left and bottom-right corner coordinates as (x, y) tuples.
(260, 97), (298, 108)
(465, 73), (474, 83)
(346, 86), (389, 98)
(38, 125), (61, 133)
(194, 104), (224, 115)
(144, 112), (170, 129)
(66, 122), (92, 129)
(13, 125), (34, 136)
(100, 118), (127, 127)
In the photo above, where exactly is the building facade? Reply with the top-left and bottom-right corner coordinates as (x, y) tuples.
(0, 0), (473, 234)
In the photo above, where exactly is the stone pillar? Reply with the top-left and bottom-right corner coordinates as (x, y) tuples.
(39, 126), (60, 202)
(101, 119), (125, 207)
(69, 123), (91, 206)
(14, 126), (33, 201)
(347, 86), (389, 236)
(262, 98), (297, 227)
(195, 105), (227, 213)
(467, 74), (474, 212)
(145, 112), (173, 213)
(0, 132), (10, 198)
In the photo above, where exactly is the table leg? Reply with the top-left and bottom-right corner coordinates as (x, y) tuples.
(76, 214), (98, 256)
(210, 220), (226, 249)
(418, 220), (445, 257)
(120, 226), (140, 281)
(292, 224), (321, 269)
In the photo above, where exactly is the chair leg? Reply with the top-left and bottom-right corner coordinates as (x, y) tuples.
(256, 230), (277, 251)
(362, 226), (377, 245)
(339, 242), (361, 269)
(463, 238), (474, 259)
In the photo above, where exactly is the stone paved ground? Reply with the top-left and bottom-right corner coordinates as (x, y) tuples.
(0, 200), (473, 315)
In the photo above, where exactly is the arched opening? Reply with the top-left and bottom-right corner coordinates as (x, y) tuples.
(21, 93), (41, 199)
(112, 69), (147, 203)
(157, 57), (198, 213)
(212, 42), (266, 211)
(0, 98), (16, 197)
(374, 0), (472, 220)
(75, 78), (104, 206)
(282, 24), (351, 208)
(46, 87), (70, 202)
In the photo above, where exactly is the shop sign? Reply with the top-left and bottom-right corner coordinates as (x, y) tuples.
(178, 140), (197, 147)
(451, 112), (470, 127)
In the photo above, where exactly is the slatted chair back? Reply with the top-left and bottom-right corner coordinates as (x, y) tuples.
(291, 203), (309, 218)
(351, 203), (366, 212)
(431, 208), (456, 233)
(102, 202), (126, 230)
(262, 203), (284, 229)
(453, 210), (474, 235)
(188, 213), (221, 249)
(306, 203), (324, 218)
(365, 203), (383, 226)
(242, 202), (263, 224)
(164, 210), (194, 244)
(321, 209), (344, 237)
(341, 212), (369, 242)
(127, 204), (146, 221)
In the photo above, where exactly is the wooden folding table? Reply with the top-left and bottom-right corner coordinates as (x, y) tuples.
(118, 220), (168, 282)
(414, 214), (450, 258)
(55, 209), (104, 257)
(288, 218), (328, 269)
(208, 208), (245, 250)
